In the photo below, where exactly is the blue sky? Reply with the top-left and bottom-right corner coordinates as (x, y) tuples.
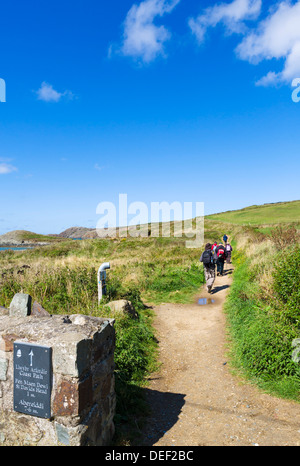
(0, 0), (300, 234)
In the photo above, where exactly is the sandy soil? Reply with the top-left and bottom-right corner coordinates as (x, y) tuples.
(141, 264), (300, 446)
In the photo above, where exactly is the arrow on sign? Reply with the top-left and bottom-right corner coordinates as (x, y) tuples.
(29, 350), (34, 366)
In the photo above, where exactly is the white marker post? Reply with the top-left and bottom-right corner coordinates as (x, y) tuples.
(98, 262), (110, 304)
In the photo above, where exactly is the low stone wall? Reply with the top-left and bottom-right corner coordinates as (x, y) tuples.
(0, 297), (116, 446)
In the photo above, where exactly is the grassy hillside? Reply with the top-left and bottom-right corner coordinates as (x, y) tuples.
(0, 230), (67, 244)
(207, 200), (300, 227)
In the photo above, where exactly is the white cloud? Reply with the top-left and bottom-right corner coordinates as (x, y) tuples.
(237, 1), (300, 85)
(255, 71), (280, 87)
(36, 82), (74, 102)
(120, 0), (180, 63)
(189, 0), (262, 44)
(0, 163), (17, 175)
(189, 0), (300, 86)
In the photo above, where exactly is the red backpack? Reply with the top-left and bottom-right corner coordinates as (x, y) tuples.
(217, 248), (225, 258)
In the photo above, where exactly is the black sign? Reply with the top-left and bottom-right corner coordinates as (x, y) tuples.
(13, 342), (52, 419)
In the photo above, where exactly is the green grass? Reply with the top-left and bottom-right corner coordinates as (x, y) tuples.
(21, 232), (66, 242)
(207, 200), (300, 226)
(224, 247), (300, 402)
(0, 235), (209, 307)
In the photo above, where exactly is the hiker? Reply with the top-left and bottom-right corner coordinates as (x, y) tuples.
(211, 241), (218, 255)
(200, 243), (215, 293)
(225, 242), (232, 264)
(223, 234), (228, 245)
(214, 243), (227, 276)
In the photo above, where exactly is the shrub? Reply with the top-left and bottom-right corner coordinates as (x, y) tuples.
(272, 245), (300, 303)
(271, 245), (300, 328)
(225, 254), (300, 399)
(270, 225), (299, 250)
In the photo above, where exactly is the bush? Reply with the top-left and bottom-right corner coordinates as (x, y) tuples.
(272, 245), (300, 303)
(271, 245), (300, 329)
(225, 254), (300, 400)
(270, 225), (299, 250)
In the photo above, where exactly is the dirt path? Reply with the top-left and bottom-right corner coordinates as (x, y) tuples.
(141, 264), (300, 446)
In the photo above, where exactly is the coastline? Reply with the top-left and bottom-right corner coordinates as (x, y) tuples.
(0, 241), (49, 249)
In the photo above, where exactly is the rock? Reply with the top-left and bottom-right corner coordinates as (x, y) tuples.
(9, 293), (32, 317)
(31, 301), (50, 317)
(107, 299), (138, 319)
(8, 295), (49, 317)
(0, 306), (9, 316)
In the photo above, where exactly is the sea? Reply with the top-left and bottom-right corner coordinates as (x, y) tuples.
(0, 247), (30, 251)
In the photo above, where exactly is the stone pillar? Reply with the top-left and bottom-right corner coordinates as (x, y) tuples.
(0, 312), (116, 446)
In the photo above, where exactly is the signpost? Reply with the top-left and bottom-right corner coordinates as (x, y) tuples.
(13, 342), (52, 419)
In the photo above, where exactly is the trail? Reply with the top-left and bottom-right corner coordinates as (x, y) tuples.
(141, 264), (300, 446)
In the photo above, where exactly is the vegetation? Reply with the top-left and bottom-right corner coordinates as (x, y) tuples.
(0, 233), (215, 444)
(224, 226), (300, 401)
(207, 200), (300, 227)
(0, 236), (208, 309)
(1, 200), (299, 441)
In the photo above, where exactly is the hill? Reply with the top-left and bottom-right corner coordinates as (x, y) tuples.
(0, 230), (65, 246)
(1, 200), (299, 246)
(57, 226), (96, 239)
(207, 200), (300, 226)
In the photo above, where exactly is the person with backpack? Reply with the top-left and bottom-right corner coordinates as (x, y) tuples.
(200, 243), (215, 293)
(214, 243), (227, 276)
(223, 234), (228, 245)
(225, 242), (232, 264)
(211, 241), (218, 255)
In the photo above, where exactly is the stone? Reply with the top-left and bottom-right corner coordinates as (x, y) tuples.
(0, 357), (8, 381)
(53, 379), (78, 417)
(9, 293), (32, 317)
(55, 422), (70, 446)
(0, 307), (8, 316)
(31, 301), (50, 317)
(107, 299), (138, 319)
(53, 333), (92, 377)
(100, 374), (113, 400)
(52, 375), (93, 418)
(0, 333), (20, 352)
